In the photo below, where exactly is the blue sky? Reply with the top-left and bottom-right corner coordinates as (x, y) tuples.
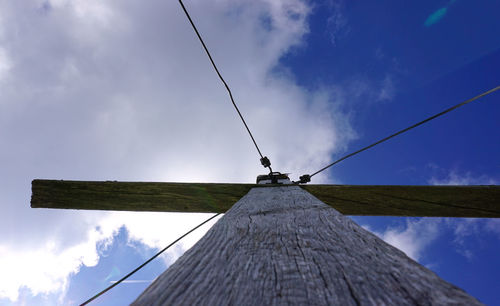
(286, 0), (500, 187)
(0, 0), (499, 305)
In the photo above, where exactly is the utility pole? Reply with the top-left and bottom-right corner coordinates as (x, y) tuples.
(32, 180), (498, 304)
(132, 186), (481, 305)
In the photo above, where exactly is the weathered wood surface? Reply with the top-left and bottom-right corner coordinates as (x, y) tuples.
(31, 179), (500, 217)
(303, 184), (500, 217)
(133, 186), (482, 305)
(31, 179), (254, 213)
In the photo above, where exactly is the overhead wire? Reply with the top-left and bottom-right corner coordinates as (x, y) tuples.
(79, 2), (499, 302)
(80, 213), (221, 305)
(178, 0), (273, 173)
(296, 84), (500, 184)
(74, 1), (500, 304)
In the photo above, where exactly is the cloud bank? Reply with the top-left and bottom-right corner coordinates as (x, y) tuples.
(0, 0), (354, 302)
(429, 170), (498, 185)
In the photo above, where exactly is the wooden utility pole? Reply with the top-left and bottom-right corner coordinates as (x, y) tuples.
(131, 186), (481, 305)
(32, 180), (498, 304)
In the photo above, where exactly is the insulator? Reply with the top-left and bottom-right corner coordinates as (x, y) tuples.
(260, 156), (271, 168)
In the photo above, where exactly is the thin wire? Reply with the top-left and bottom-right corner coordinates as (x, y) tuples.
(308, 84), (500, 179)
(80, 213), (221, 306)
(179, 0), (272, 172)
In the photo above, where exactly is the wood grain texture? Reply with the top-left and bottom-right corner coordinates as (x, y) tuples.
(133, 186), (482, 305)
(31, 179), (500, 217)
(303, 184), (500, 217)
(31, 179), (254, 213)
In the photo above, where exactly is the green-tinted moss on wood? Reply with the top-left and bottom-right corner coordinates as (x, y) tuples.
(303, 184), (500, 217)
(31, 179), (254, 213)
(31, 180), (500, 217)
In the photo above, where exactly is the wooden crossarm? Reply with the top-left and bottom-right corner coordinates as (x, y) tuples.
(31, 179), (500, 217)
(31, 179), (253, 213)
(303, 184), (500, 217)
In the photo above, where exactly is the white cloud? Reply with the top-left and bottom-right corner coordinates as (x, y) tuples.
(0, 213), (115, 301)
(425, 169), (499, 260)
(0, 0), (355, 302)
(429, 170), (499, 257)
(370, 218), (441, 261)
(443, 218), (500, 260)
(429, 170), (498, 185)
(0, 210), (219, 302)
(0, 47), (12, 82)
(485, 219), (500, 235)
(377, 75), (395, 102)
(344, 74), (397, 105)
(325, 0), (349, 46)
(445, 218), (481, 260)
(102, 211), (222, 265)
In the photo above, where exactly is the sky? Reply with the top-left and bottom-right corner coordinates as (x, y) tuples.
(0, 0), (499, 305)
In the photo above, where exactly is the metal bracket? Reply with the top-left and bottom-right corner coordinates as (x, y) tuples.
(298, 174), (311, 184)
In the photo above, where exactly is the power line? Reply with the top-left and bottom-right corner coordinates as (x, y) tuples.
(80, 213), (221, 306)
(296, 84), (500, 184)
(178, 0), (273, 173)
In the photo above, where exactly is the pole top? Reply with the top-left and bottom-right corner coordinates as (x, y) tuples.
(256, 172), (292, 185)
